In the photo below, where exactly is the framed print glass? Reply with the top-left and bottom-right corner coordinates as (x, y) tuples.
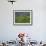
(13, 10), (32, 25)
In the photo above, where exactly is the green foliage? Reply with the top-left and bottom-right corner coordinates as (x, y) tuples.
(15, 15), (31, 23)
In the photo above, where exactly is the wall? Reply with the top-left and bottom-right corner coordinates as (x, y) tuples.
(0, 0), (46, 42)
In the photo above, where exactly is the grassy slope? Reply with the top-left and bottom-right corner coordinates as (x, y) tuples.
(15, 16), (31, 23)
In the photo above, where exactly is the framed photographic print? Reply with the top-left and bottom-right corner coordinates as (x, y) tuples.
(13, 10), (32, 25)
